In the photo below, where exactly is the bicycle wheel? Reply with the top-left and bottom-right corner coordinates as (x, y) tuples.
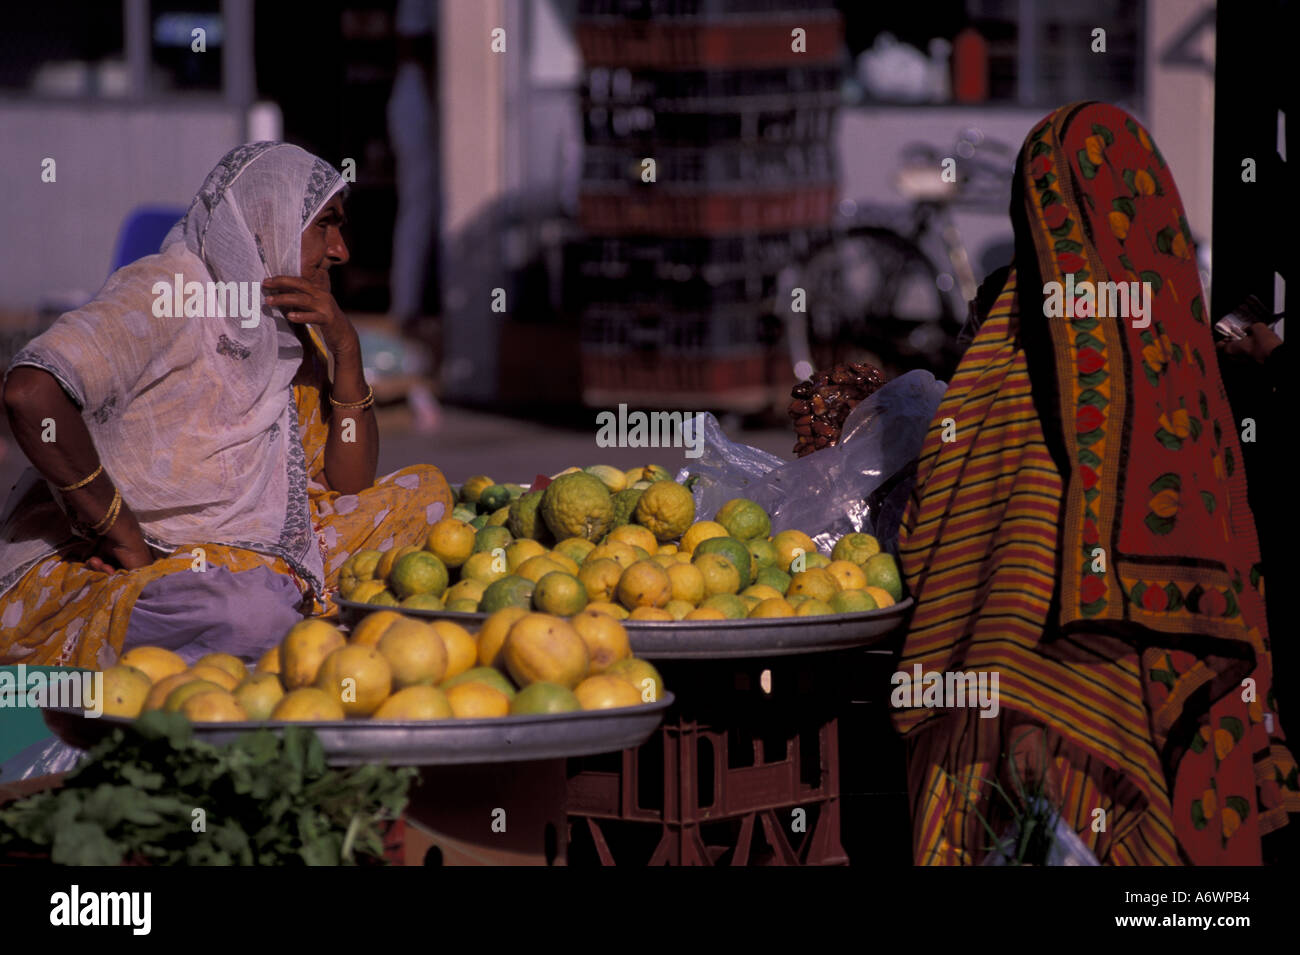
(793, 226), (963, 379)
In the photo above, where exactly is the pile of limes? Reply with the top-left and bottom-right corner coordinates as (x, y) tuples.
(92, 609), (665, 723)
(337, 462), (904, 621)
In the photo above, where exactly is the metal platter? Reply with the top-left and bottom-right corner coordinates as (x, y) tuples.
(42, 694), (673, 767)
(336, 596), (912, 660)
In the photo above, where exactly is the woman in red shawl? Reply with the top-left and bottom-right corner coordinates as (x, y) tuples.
(893, 102), (1299, 864)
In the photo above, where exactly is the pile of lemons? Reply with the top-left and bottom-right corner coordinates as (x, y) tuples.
(339, 462), (904, 621)
(93, 609), (664, 723)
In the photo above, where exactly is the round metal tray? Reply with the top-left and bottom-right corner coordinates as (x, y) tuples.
(42, 694), (673, 767)
(337, 596), (912, 659)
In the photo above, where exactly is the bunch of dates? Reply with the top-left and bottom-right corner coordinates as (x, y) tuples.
(788, 361), (887, 457)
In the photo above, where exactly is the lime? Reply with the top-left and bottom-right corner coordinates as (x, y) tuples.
(470, 514), (489, 530)
(480, 574), (536, 612)
(478, 484), (512, 512)
(754, 565), (792, 595)
(714, 499), (772, 542)
(864, 553), (904, 602)
(474, 525), (513, 554)
(389, 551), (450, 599)
(746, 538), (779, 572)
(401, 593), (446, 611)
(694, 536), (753, 589)
(832, 532), (881, 565)
(446, 598), (481, 613)
(830, 589), (878, 614)
(795, 598), (834, 617)
(701, 593), (748, 620)
(510, 682), (581, 715)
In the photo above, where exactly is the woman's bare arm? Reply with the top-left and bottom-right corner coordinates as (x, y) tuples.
(3, 366), (155, 571)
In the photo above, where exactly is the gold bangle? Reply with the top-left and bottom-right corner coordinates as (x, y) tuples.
(57, 463), (103, 493)
(329, 384), (374, 410)
(90, 488), (123, 536)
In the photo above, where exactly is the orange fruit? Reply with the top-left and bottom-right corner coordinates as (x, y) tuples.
(574, 674), (643, 710)
(502, 613), (590, 689)
(315, 644), (393, 716)
(446, 682), (510, 718)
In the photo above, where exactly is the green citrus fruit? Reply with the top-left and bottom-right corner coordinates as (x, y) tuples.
(478, 484), (512, 512)
(747, 538), (779, 572)
(441, 665), (517, 700)
(507, 489), (554, 543)
(611, 487), (645, 527)
(830, 589), (878, 614)
(701, 593), (748, 620)
(460, 475), (495, 505)
(389, 551), (450, 599)
(479, 574), (536, 612)
(540, 472), (614, 541)
(633, 481), (696, 542)
(864, 553), (904, 602)
(474, 525), (513, 554)
(714, 498), (772, 542)
(832, 532), (882, 565)
(509, 681), (581, 715)
(754, 564), (792, 595)
(694, 536), (753, 589)
(532, 571), (589, 615)
(401, 593), (446, 611)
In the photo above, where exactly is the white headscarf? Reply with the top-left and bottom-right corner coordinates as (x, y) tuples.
(0, 143), (344, 598)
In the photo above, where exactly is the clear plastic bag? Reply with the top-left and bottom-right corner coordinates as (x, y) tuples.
(677, 370), (947, 553)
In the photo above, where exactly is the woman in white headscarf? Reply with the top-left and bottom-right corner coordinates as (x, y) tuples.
(0, 143), (455, 668)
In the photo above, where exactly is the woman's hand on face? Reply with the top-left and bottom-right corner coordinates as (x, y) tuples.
(263, 275), (359, 356)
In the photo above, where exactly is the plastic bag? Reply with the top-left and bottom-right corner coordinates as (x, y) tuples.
(676, 370), (947, 553)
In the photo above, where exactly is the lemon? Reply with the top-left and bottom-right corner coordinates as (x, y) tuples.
(338, 549), (383, 598)
(832, 532), (881, 565)
(533, 571), (589, 615)
(577, 557), (624, 603)
(694, 536), (753, 589)
(633, 481), (696, 542)
(554, 537), (597, 566)
(272, 687), (346, 721)
(425, 518), (476, 568)
(684, 607), (726, 621)
(478, 606), (530, 669)
(789, 568), (839, 603)
(348, 579), (388, 604)
(460, 475), (495, 505)
(772, 530), (817, 573)
(862, 585), (896, 609)
(390, 551), (449, 599)
(445, 578), (488, 606)
(233, 672), (285, 720)
(628, 606), (674, 621)
(749, 597), (796, 618)
(617, 560), (674, 609)
(693, 552), (741, 596)
(516, 555), (566, 584)
(586, 600), (630, 620)
(795, 598), (834, 617)
(373, 685), (453, 720)
(256, 643), (282, 675)
(831, 589), (878, 614)
(665, 599), (695, 619)
(574, 674), (643, 710)
(143, 672), (203, 712)
(446, 682), (510, 718)
(584, 465), (628, 493)
(587, 541), (638, 570)
(604, 657), (665, 703)
(741, 584), (784, 602)
(623, 467), (645, 484)
(827, 560), (867, 591)
(349, 609), (405, 647)
(540, 472), (614, 541)
(505, 539), (548, 571)
(281, 619), (347, 689)
(701, 593), (747, 619)
(315, 644), (393, 716)
(189, 664), (240, 692)
(196, 653), (247, 685)
(462, 550), (509, 586)
(608, 523), (658, 555)
(681, 521), (728, 554)
(376, 544), (421, 581)
(180, 690), (248, 723)
(119, 646), (187, 685)
(164, 679), (226, 713)
(503, 613), (590, 689)
(99, 665), (153, 719)
(864, 553), (904, 602)
(375, 618), (449, 689)
(714, 498), (771, 541)
(666, 562), (706, 604)
(428, 621), (476, 679)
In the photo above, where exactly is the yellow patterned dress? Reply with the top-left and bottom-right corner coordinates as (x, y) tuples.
(0, 330), (453, 668)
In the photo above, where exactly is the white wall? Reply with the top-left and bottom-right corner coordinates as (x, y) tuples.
(0, 99), (243, 309)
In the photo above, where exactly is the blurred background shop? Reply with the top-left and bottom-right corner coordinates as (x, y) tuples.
(0, 0), (1230, 487)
